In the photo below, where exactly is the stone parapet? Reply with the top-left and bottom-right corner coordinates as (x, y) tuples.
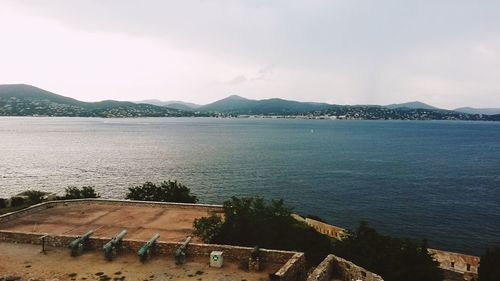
(428, 248), (480, 279)
(274, 252), (306, 281)
(307, 254), (384, 281)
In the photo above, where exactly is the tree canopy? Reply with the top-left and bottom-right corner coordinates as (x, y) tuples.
(333, 222), (443, 281)
(126, 180), (197, 203)
(194, 196), (334, 264)
(62, 186), (100, 199)
(193, 196), (444, 280)
(478, 246), (500, 281)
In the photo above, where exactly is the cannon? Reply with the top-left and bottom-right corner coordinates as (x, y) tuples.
(138, 233), (160, 262)
(103, 229), (127, 261)
(69, 230), (93, 257)
(174, 236), (192, 265)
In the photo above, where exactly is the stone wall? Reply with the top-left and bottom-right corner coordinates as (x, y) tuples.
(292, 214), (345, 240)
(274, 253), (306, 281)
(292, 214), (481, 280)
(0, 198), (307, 280)
(428, 248), (480, 279)
(0, 230), (303, 278)
(307, 254), (384, 281)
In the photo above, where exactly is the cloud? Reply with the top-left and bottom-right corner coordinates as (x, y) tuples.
(251, 65), (274, 81)
(226, 75), (248, 85)
(1, 0), (500, 107)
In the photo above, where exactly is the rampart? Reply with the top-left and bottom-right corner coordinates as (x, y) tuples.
(293, 214), (346, 240)
(428, 248), (480, 279)
(293, 214), (481, 281)
(0, 199), (305, 281)
(307, 254), (384, 281)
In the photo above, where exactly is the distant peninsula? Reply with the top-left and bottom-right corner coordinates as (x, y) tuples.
(1, 84), (499, 121)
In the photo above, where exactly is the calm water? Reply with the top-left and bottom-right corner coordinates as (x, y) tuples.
(1, 117), (499, 255)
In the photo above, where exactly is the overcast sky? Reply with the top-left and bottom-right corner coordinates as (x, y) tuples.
(1, 1), (499, 108)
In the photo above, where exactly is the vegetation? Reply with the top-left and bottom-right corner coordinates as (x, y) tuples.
(0, 198), (6, 209)
(126, 181), (197, 203)
(0, 84), (200, 118)
(193, 196), (443, 280)
(478, 246), (500, 281)
(23, 190), (46, 204)
(10, 196), (26, 207)
(304, 214), (326, 223)
(61, 186), (100, 199)
(194, 197), (334, 264)
(333, 222), (443, 281)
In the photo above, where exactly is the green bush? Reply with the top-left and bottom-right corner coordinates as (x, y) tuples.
(0, 198), (6, 209)
(126, 181), (197, 203)
(193, 214), (223, 242)
(23, 190), (46, 204)
(10, 196), (25, 207)
(332, 222), (443, 281)
(62, 186), (100, 199)
(478, 246), (500, 281)
(193, 196), (333, 265)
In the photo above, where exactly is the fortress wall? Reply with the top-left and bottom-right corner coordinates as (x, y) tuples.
(293, 214), (481, 279)
(292, 214), (346, 240)
(273, 252), (306, 281)
(0, 230), (304, 280)
(307, 254), (384, 281)
(428, 248), (480, 275)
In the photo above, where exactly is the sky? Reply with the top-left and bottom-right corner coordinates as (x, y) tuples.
(1, 0), (499, 108)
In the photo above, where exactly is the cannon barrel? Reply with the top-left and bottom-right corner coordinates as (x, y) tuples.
(103, 230), (127, 250)
(103, 230), (127, 260)
(69, 230), (93, 256)
(138, 233), (160, 261)
(175, 236), (192, 264)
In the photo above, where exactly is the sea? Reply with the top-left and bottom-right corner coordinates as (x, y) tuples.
(0, 117), (499, 255)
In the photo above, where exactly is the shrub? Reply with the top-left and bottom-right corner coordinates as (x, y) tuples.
(10, 196), (25, 207)
(305, 214), (326, 223)
(63, 186), (100, 199)
(0, 198), (6, 209)
(332, 222), (443, 281)
(193, 214), (223, 242)
(193, 196), (334, 264)
(478, 246), (500, 281)
(126, 181), (197, 203)
(24, 190), (46, 204)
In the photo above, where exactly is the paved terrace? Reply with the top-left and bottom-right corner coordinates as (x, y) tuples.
(0, 200), (224, 243)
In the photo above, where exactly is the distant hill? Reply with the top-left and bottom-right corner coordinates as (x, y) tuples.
(0, 84), (196, 117)
(454, 107), (500, 115)
(199, 95), (331, 115)
(385, 101), (440, 110)
(137, 99), (201, 110)
(1, 85), (496, 121)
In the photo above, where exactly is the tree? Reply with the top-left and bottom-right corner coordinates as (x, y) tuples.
(193, 214), (223, 242)
(126, 180), (197, 203)
(332, 222), (443, 281)
(193, 196), (334, 264)
(478, 246), (500, 281)
(23, 190), (46, 204)
(62, 186), (100, 199)
(10, 196), (25, 207)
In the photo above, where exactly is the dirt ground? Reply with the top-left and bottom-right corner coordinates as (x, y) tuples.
(0, 203), (222, 243)
(0, 242), (277, 281)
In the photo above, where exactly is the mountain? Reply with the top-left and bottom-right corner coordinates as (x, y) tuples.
(454, 107), (500, 115)
(137, 99), (202, 110)
(0, 84), (195, 117)
(385, 101), (440, 110)
(199, 95), (331, 115)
